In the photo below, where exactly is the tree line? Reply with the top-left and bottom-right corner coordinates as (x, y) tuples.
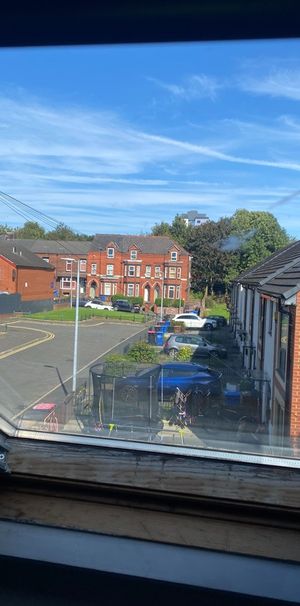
(0, 221), (93, 241)
(152, 209), (291, 294)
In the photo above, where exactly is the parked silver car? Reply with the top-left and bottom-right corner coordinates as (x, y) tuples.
(163, 334), (227, 359)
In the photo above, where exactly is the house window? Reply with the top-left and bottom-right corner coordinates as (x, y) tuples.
(104, 283), (111, 295)
(127, 283), (134, 296)
(164, 266), (168, 278)
(177, 267), (181, 279)
(91, 263), (97, 275)
(278, 313), (289, 379)
(128, 265), (135, 277)
(168, 285), (175, 299)
(136, 265), (140, 277)
(268, 301), (274, 335)
(79, 259), (86, 272)
(107, 248), (114, 258)
(130, 250), (137, 260)
(106, 264), (114, 276)
(42, 257), (49, 263)
(145, 265), (151, 277)
(176, 286), (181, 299)
(135, 284), (140, 296)
(169, 267), (176, 278)
(124, 265), (127, 276)
(155, 266), (161, 278)
(66, 260), (72, 272)
(171, 251), (177, 261)
(60, 277), (75, 290)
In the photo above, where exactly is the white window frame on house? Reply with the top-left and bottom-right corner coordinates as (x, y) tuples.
(176, 286), (180, 299)
(130, 249), (137, 260)
(155, 266), (161, 278)
(171, 251), (178, 261)
(104, 282), (111, 295)
(136, 265), (140, 277)
(164, 266), (168, 279)
(145, 265), (151, 277)
(127, 283), (134, 296)
(91, 263), (97, 275)
(65, 260), (72, 272)
(128, 265), (135, 277)
(106, 264), (114, 276)
(169, 267), (176, 278)
(135, 284), (139, 296)
(60, 277), (75, 290)
(79, 259), (87, 272)
(107, 247), (115, 258)
(177, 267), (181, 279)
(168, 285), (175, 299)
(42, 257), (49, 263)
(124, 265), (127, 276)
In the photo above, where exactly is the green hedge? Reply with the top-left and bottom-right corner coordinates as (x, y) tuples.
(111, 293), (143, 305)
(155, 298), (184, 308)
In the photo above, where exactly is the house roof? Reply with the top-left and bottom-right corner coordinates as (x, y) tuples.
(234, 240), (300, 300)
(0, 241), (55, 269)
(15, 239), (91, 255)
(91, 234), (189, 255)
(181, 210), (208, 220)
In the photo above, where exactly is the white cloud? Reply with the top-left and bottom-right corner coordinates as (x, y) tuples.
(148, 74), (221, 101)
(240, 69), (300, 100)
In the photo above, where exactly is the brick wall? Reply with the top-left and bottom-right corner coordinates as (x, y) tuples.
(0, 256), (16, 293)
(17, 267), (55, 301)
(289, 291), (300, 437)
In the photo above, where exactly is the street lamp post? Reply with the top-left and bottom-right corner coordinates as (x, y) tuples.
(62, 257), (80, 393)
(160, 268), (164, 321)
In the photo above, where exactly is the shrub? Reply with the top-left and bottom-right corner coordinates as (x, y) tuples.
(104, 353), (135, 376)
(176, 346), (192, 361)
(111, 294), (143, 305)
(155, 298), (184, 308)
(127, 340), (158, 363)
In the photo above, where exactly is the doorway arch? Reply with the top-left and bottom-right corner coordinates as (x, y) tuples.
(90, 280), (97, 298)
(143, 284), (151, 303)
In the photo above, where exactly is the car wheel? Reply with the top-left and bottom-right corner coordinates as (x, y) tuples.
(120, 385), (138, 402)
(205, 323), (213, 331)
(168, 348), (178, 359)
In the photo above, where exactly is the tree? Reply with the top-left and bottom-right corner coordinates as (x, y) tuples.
(151, 221), (171, 237)
(46, 222), (78, 240)
(151, 214), (191, 247)
(229, 209), (291, 276)
(16, 221), (46, 239)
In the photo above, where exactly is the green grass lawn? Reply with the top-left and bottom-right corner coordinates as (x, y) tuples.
(204, 301), (230, 320)
(25, 308), (148, 323)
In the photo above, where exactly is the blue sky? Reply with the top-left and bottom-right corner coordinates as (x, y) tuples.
(1, 39), (300, 236)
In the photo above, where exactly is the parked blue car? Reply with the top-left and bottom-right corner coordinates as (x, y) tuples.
(115, 362), (222, 402)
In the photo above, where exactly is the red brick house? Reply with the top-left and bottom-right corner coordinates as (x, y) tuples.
(16, 240), (91, 297)
(0, 241), (55, 311)
(87, 234), (191, 304)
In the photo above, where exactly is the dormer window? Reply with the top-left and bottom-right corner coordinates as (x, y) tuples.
(13, 246), (17, 253)
(107, 247), (114, 258)
(130, 249), (137, 260)
(171, 251), (177, 261)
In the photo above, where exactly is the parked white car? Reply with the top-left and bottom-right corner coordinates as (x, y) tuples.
(172, 313), (217, 330)
(84, 299), (113, 311)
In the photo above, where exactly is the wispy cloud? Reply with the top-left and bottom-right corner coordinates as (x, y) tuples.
(240, 69), (300, 100)
(148, 74), (221, 101)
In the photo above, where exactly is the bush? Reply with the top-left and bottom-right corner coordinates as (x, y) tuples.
(155, 298), (184, 308)
(127, 340), (158, 363)
(176, 346), (192, 361)
(104, 353), (135, 376)
(111, 294), (143, 305)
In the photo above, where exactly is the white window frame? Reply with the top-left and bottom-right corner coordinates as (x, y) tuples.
(91, 263), (97, 275)
(177, 267), (181, 279)
(145, 265), (151, 277)
(42, 257), (49, 263)
(127, 283), (134, 296)
(104, 282), (111, 295)
(135, 284), (140, 296)
(136, 265), (140, 277)
(79, 259), (87, 272)
(154, 266), (161, 278)
(65, 260), (72, 272)
(60, 277), (75, 290)
(128, 265), (135, 277)
(176, 286), (181, 299)
(171, 251), (178, 261)
(169, 267), (176, 278)
(106, 264), (114, 276)
(130, 250), (137, 260)
(168, 285), (175, 299)
(107, 248), (115, 258)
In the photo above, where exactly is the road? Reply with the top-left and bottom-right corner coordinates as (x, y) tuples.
(0, 319), (146, 423)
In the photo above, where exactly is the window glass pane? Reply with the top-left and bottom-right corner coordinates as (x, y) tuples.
(1, 38), (300, 467)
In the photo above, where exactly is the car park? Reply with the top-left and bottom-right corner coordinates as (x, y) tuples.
(163, 334), (227, 358)
(84, 299), (114, 311)
(172, 313), (217, 330)
(115, 361), (222, 401)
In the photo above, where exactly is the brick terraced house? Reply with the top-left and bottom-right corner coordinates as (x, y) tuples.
(87, 234), (191, 304)
(0, 241), (55, 312)
(231, 240), (300, 446)
(16, 240), (91, 297)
